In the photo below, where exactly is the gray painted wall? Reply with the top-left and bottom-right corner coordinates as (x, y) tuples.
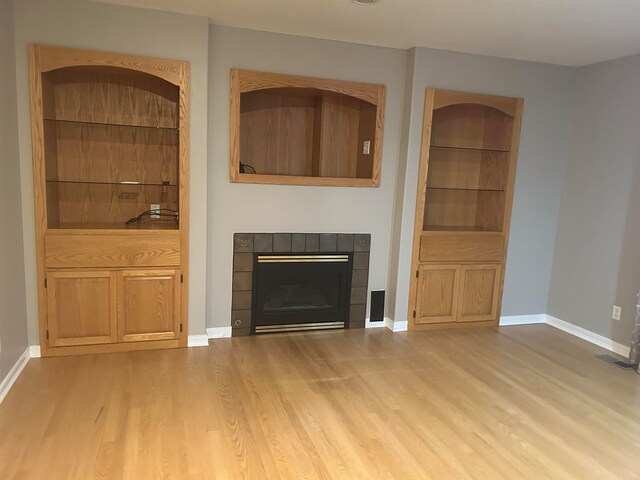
(207, 26), (407, 327)
(13, 0), (210, 343)
(548, 54), (640, 346)
(0, 0), (29, 379)
(391, 47), (575, 323)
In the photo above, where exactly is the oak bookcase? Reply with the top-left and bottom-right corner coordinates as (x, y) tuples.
(407, 89), (524, 329)
(29, 45), (190, 356)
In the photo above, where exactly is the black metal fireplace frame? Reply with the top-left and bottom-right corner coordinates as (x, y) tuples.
(251, 252), (354, 333)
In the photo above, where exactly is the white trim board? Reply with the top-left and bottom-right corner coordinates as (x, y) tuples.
(385, 317), (408, 332)
(0, 347), (31, 405)
(206, 327), (232, 339)
(187, 335), (209, 347)
(500, 314), (631, 358)
(499, 314), (546, 326)
(545, 315), (630, 358)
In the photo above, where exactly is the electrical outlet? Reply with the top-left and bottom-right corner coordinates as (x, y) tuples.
(362, 140), (371, 155)
(150, 204), (160, 219)
(612, 305), (622, 321)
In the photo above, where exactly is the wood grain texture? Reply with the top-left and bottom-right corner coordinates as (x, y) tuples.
(408, 89), (523, 330)
(433, 89), (518, 117)
(177, 60), (190, 349)
(419, 232), (505, 263)
(406, 89), (436, 330)
(117, 269), (180, 342)
(230, 69), (385, 187)
(29, 45), (52, 356)
(45, 231), (180, 268)
(29, 45), (190, 354)
(415, 264), (460, 324)
(431, 103), (514, 152)
(35, 44), (184, 86)
(458, 264), (502, 322)
(1, 325), (640, 479)
(46, 270), (117, 347)
(239, 91), (315, 176)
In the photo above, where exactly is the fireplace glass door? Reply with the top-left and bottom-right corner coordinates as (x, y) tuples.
(254, 255), (352, 332)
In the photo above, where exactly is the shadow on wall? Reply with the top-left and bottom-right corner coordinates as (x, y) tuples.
(613, 154), (640, 346)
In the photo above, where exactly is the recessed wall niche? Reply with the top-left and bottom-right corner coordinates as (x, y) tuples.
(230, 69), (386, 187)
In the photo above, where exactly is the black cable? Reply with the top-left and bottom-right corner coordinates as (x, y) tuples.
(126, 208), (179, 225)
(240, 162), (256, 174)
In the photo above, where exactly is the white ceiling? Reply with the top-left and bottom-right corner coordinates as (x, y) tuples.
(94, 0), (640, 66)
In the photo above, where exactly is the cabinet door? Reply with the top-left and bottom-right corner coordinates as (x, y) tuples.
(117, 269), (181, 342)
(458, 264), (502, 322)
(46, 270), (117, 347)
(415, 265), (461, 324)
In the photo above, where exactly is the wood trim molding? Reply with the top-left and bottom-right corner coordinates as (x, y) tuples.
(33, 44), (184, 85)
(407, 88), (436, 330)
(234, 69), (382, 104)
(432, 89), (519, 117)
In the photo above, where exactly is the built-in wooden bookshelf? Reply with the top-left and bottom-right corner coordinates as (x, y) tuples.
(29, 45), (190, 356)
(408, 89), (523, 329)
(230, 69), (386, 187)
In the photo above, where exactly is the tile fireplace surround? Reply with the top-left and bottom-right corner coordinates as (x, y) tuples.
(231, 233), (371, 337)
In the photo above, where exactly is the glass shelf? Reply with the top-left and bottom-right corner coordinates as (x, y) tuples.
(44, 117), (179, 132)
(46, 180), (177, 187)
(427, 186), (504, 193)
(51, 221), (179, 230)
(430, 145), (509, 153)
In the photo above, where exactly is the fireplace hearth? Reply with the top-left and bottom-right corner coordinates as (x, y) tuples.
(231, 233), (371, 336)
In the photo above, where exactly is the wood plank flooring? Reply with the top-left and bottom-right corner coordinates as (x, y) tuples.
(0, 324), (639, 479)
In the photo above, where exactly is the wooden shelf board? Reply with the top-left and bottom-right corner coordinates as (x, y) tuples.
(236, 173), (378, 188)
(423, 225), (502, 232)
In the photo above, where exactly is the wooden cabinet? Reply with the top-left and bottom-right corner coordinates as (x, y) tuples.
(46, 269), (182, 348)
(46, 271), (117, 347)
(415, 263), (502, 325)
(408, 89), (523, 329)
(458, 264), (502, 322)
(230, 69), (386, 187)
(117, 270), (181, 342)
(415, 265), (460, 324)
(29, 45), (190, 356)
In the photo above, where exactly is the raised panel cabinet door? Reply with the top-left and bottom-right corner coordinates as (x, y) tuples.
(117, 269), (181, 342)
(46, 270), (117, 347)
(458, 264), (502, 322)
(415, 265), (461, 324)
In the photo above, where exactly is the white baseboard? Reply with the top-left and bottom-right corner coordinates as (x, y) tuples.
(544, 315), (631, 358)
(206, 327), (232, 339)
(187, 335), (209, 347)
(365, 317), (386, 329)
(0, 347), (31, 405)
(29, 345), (41, 358)
(499, 314), (547, 326)
(500, 314), (631, 358)
(384, 317), (408, 332)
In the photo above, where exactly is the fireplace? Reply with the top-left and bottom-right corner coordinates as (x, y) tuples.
(254, 254), (352, 333)
(231, 233), (371, 336)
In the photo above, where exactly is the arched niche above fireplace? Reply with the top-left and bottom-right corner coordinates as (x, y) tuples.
(230, 69), (386, 187)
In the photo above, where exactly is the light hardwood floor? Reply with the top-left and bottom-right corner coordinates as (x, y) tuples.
(1, 325), (639, 479)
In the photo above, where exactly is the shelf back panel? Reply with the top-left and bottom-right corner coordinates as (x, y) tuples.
(239, 87), (377, 179)
(431, 104), (513, 151)
(41, 65), (180, 229)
